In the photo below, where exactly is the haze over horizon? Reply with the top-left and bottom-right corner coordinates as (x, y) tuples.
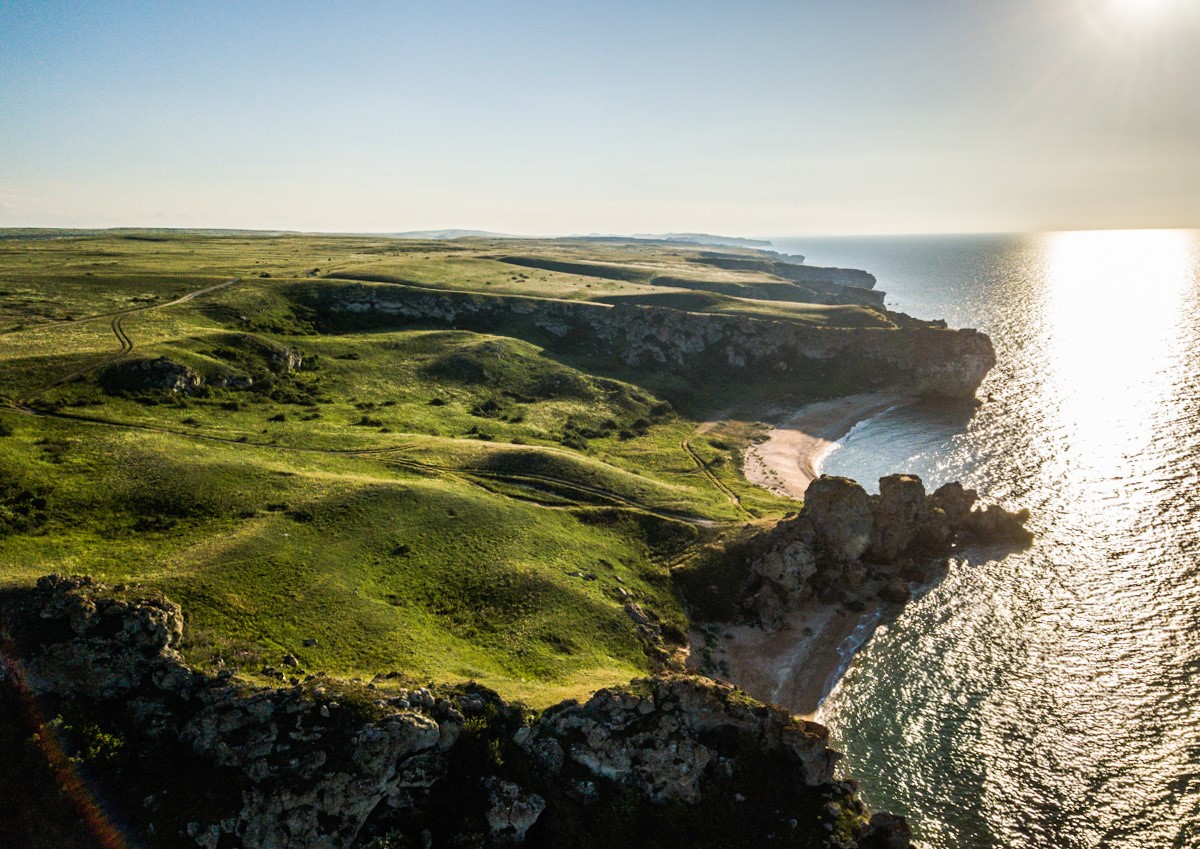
(2, 0), (1198, 236)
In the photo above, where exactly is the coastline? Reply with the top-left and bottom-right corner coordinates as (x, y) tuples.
(742, 393), (908, 499)
(690, 393), (912, 719)
(693, 599), (885, 720)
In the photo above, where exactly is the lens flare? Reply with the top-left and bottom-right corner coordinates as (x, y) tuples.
(0, 639), (138, 849)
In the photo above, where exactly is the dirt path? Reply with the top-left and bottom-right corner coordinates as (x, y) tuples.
(680, 433), (750, 518)
(14, 278), (240, 405)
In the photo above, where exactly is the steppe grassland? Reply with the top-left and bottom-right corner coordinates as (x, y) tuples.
(0, 233), (816, 705)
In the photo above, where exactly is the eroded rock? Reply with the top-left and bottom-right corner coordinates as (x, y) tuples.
(485, 779), (546, 842)
(869, 475), (928, 562)
(321, 282), (996, 399)
(728, 474), (1031, 625)
(804, 476), (874, 564)
(1, 576), (905, 849)
(100, 357), (203, 394)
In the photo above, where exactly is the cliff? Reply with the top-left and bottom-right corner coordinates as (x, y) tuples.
(680, 474), (1032, 628)
(302, 281), (995, 399)
(1, 576), (913, 849)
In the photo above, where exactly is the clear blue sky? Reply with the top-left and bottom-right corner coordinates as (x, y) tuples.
(2, 0), (1198, 235)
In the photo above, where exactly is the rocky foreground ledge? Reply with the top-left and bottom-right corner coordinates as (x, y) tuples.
(1, 575), (913, 849)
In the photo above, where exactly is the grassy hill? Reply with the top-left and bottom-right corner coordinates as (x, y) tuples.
(0, 230), (894, 705)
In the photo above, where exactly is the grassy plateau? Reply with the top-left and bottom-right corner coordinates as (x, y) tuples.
(0, 230), (893, 705)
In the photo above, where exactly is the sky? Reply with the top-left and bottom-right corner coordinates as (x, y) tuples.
(1, 0), (1198, 236)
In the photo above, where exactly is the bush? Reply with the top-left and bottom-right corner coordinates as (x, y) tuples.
(0, 471), (49, 536)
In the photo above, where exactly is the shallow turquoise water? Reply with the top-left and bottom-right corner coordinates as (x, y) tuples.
(773, 232), (1200, 849)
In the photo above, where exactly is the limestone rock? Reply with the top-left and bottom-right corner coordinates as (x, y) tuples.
(803, 476), (873, 564)
(3, 577), (915, 849)
(3, 576), (448, 849)
(858, 812), (914, 848)
(963, 503), (1034, 545)
(324, 282), (997, 399)
(729, 473), (1031, 625)
(879, 577), (910, 604)
(270, 346), (304, 374)
(929, 481), (977, 525)
(869, 474), (928, 562)
(521, 675), (838, 805)
(100, 356), (203, 394)
(752, 534), (819, 596)
(16, 574), (185, 697)
(485, 779), (546, 842)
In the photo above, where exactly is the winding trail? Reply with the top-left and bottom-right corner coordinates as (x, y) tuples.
(3, 274), (731, 528)
(680, 432), (750, 518)
(12, 277), (240, 406)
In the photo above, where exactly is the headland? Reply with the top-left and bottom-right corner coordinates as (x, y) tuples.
(0, 229), (1022, 849)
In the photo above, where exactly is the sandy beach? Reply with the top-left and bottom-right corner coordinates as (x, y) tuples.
(691, 599), (885, 720)
(742, 393), (907, 499)
(688, 393), (911, 719)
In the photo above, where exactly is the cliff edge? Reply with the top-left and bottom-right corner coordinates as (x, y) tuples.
(1, 575), (913, 849)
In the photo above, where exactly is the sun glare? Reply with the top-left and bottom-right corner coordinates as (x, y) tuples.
(1042, 229), (1195, 469)
(1109, 0), (1174, 18)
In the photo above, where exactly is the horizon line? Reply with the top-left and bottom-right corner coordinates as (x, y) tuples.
(2, 224), (1198, 242)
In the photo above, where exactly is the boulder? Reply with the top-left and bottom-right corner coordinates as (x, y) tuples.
(879, 576), (910, 604)
(869, 474), (928, 562)
(929, 481), (977, 525)
(963, 503), (1034, 545)
(485, 779), (546, 842)
(859, 812), (914, 848)
(270, 346), (304, 374)
(751, 536), (818, 596)
(803, 476), (873, 564)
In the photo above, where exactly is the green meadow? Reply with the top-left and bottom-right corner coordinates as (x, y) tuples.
(0, 231), (861, 705)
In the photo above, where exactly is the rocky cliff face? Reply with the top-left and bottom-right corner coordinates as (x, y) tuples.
(1, 575), (913, 849)
(741, 475), (1032, 626)
(309, 282), (995, 399)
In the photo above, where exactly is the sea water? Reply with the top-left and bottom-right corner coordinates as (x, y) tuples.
(771, 232), (1200, 849)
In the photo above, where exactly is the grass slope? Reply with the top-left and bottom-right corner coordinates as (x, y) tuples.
(0, 231), (852, 705)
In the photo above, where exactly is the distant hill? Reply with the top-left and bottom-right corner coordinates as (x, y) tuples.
(387, 228), (523, 239)
(630, 233), (774, 248)
(385, 230), (773, 249)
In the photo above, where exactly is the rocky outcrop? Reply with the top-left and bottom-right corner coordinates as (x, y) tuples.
(519, 675), (836, 805)
(100, 357), (203, 394)
(1, 576), (912, 849)
(741, 475), (1031, 625)
(2, 576), (452, 849)
(804, 476), (874, 563)
(306, 280), (996, 399)
(485, 779), (546, 842)
(269, 345), (304, 374)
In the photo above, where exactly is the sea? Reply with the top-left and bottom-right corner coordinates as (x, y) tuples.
(771, 232), (1200, 849)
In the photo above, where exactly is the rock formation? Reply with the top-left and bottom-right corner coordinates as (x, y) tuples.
(100, 357), (203, 394)
(1, 575), (914, 849)
(309, 281), (996, 399)
(740, 474), (1031, 625)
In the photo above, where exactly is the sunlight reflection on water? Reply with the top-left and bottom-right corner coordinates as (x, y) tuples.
(810, 230), (1200, 849)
